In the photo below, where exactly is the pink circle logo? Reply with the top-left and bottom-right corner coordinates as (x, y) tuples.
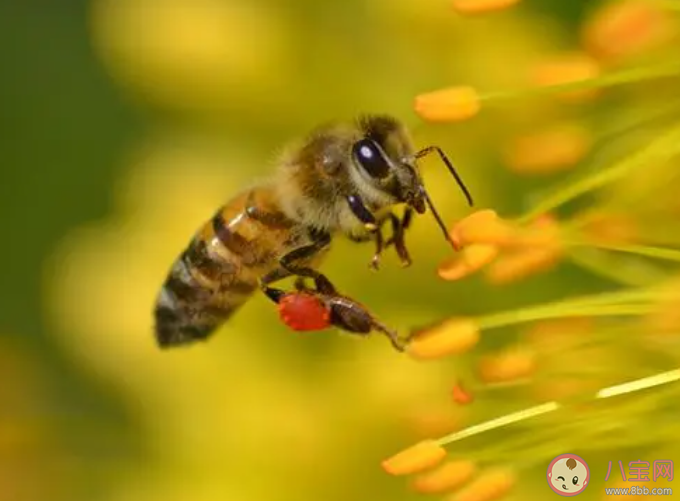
(547, 454), (590, 496)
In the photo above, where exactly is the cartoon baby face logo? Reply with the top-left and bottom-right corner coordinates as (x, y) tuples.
(547, 454), (590, 496)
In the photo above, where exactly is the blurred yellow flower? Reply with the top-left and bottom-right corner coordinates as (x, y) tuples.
(530, 52), (602, 102)
(90, 0), (290, 112)
(477, 346), (535, 383)
(503, 123), (593, 174)
(582, 0), (679, 63)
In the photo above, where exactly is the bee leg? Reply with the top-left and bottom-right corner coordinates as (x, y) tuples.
(369, 227), (385, 271)
(347, 194), (378, 231)
(294, 277), (312, 292)
(260, 275), (318, 304)
(347, 233), (372, 243)
(279, 230), (336, 294)
(385, 208), (413, 267)
(346, 231), (386, 270)
(259, 267), (293, 304)
(324, 295), (406, 352)
(372, 321), (408, 352)
(260, 231), (334, 303)
(402, 205), (414, 230)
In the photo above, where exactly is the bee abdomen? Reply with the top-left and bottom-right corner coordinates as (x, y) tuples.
(154, 238), (258, 348)
(154, 188), (296, 348)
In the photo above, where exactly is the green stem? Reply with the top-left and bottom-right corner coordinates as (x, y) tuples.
(573, 241), (680, 263)
(517, 123), (680, 223)
(595, 99), (680, 145)
(567, 250), (656, 287)
(477, 304), (653, 331)
(435, 401), (561, 447)
(537, 287), (658, 309)
(473, 286), (660, 332)
(481, 60), (680, 103)
(439, 368), (680, 453)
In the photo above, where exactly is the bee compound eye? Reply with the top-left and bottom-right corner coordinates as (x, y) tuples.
(353, 139), (390, 179)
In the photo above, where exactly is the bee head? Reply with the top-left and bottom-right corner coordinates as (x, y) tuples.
(353, 115), (423, 208)
(353, 114), (473, 244)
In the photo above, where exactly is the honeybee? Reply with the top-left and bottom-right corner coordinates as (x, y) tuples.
(154, 114), (472, 351)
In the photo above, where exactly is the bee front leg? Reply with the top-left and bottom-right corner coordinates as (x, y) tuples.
(345, 194), (392, 270)
(366, 208), (414, 270)
(347, 194), (378, 231)
(385, 208), (413, 267)
(369, 226), (385, 271)
(347, 222), (391, 271)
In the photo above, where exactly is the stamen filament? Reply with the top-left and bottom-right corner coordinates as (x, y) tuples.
(517, 123), (680, 223)
(481, 60), (680, 103)
(477, 304), (654, 331)
(596, 369), (680, 398)
(571, 241), (680, 263)
(435, 368), (680, 449)
(436, 402), (560, 446)
(566, 249), (661, 286)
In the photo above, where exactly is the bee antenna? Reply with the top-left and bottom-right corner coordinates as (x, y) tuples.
(419, 185), (457, 248)
(416, 146), (474, 207)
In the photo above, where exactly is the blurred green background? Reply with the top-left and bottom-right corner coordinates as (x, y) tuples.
(3, 1), (679, 500)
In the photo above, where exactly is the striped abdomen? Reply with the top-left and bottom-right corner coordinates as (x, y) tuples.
(154, 188), (299, 347)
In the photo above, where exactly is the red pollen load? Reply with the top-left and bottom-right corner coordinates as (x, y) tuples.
(277, 293), (331, 331)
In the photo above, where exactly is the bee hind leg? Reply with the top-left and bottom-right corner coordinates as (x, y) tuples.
(279, 231), (336, 294)
(259, 269), (331, 303)
(293, 277), (312, 292)
(323, 294), (407, 352)
(259, 267), (293, 304)
(260, 230), (336, 303)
